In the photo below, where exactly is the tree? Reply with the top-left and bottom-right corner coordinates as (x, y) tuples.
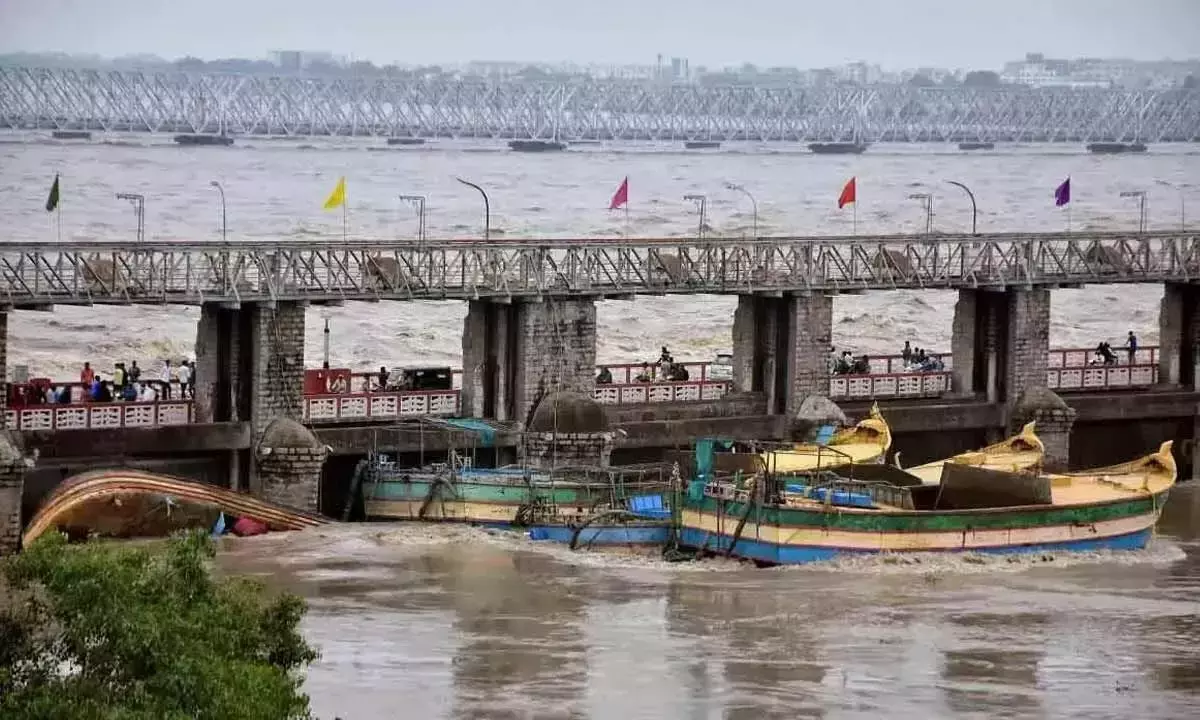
(963, 70), (1002, 88)
(907, 74), (935, 87)
(1184, 75), (1197, 90)
(0, 531), (318, 719)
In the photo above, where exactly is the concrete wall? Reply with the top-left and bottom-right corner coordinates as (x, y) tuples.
(787, 293), (834, 414)
(1006, 289), (1051, 404)
(248, 301), (306, 435)
(1159, 282), (1200, 388)
(731, 293), (833, 416)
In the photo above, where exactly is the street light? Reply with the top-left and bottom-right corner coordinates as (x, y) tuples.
(723, 182), (758, 238)
(1155, 180), (1187, 231)
(907, 192), (934, 235)
(683, 194), (707, 239)
(208, 181), (227, 243)
(115, 192), (145, 244)
(1120, 190), (1147, 233)
(398, 194), (427, 244)
(945, 180), (978, 235)
(455, 178), (489, 241)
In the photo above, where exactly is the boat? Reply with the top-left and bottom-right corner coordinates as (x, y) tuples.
(684, 141), (721, 150)
(958, 141), (995, 151)
(808, 142), (868, 154)
(173, 133), (234, 146)
(22, 468), (327, 546)
(508, 140), (566, 152)
(676, 430), (1175, 565)
(762, 403), (891, 472)
(1086, 142), (1148, 154)
(386, 137), (426, 146)
(361, 453), (675, 547)
(903, 422), (1044, 485)
(52, 130), (92, 140)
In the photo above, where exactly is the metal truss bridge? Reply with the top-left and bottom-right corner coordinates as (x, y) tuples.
(1, 231), (1197, 308)
(1, 67), (1198, 143)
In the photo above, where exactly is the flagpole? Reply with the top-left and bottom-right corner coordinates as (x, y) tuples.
(342, 202), (347, 243)
(853, 203), (858, 236)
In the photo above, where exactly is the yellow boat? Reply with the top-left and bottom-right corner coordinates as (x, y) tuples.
(1048, 440), (1177, 504)
(762, 403), (892, 473)
(904, 422), (1045, 485)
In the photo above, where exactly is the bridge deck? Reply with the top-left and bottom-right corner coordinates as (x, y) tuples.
(2, 232), (1197, 306)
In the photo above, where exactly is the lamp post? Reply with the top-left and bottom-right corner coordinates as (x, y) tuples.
(115, 192), (145, 244)
(1155, 180), (1187, 231)
(945, 180), (978, 235)
(907, 192), (933, 235)
(398, 194), (427, 244)
(683, 193), (707, 240)
(723, 182), (758, 238)
(455, 178), (489, 241)
(208, 181), (227, 243)
(1119, 190), (1147, 233)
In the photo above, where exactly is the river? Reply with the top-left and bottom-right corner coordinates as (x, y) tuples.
(215, 481), (1200, 720)
(0, 136), (1197, 378)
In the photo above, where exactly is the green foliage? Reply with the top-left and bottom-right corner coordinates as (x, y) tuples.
(0, 531), (318, 720)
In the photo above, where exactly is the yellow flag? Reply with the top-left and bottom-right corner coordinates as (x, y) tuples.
(323, 176), (346, 210)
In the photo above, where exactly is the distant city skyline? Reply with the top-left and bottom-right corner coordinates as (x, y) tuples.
(2, 0), (1198, 71)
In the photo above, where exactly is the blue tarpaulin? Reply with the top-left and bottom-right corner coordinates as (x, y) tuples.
(444, 418), (498, 447)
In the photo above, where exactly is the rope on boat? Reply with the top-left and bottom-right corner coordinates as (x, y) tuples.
(417, 475), (456, 520)
(723, 475), (761, 559)
(568, 509), (639, 551)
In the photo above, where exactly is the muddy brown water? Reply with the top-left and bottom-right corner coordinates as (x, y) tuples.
(216, 482), (1200, 720)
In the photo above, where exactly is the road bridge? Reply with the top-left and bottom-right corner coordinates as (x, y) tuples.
(2, 67), (1198, 142)
(1, 231), (1198, 307)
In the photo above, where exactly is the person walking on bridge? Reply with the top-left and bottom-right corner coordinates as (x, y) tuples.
(1126, 331), (1138, 365)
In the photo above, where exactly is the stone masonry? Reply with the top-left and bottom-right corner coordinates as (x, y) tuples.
(1005, 288), (1051, 404)
(462, 298), (598, 426)
(193, 302), (242, 423)
(0, 431), (24, 554)
(0, 309), (7, 425)
(1009, 386), (1076, 472)
(254, 417), (327, 513)
(247, 301), (306, 435)
(523, 432), (614, 470)
(786, 292), (834, 416)
(1158, 282), (1200, 388)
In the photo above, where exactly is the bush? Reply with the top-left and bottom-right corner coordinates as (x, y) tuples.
(0, 531), (318, 719)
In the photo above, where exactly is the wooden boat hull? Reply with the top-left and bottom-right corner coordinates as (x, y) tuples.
(23, 469), (327, 546)
(527, 524), (671, 546)
(365, 477), (615, 524)
(763, 402), (892, 472)
(678, 491), (1167, 564)
(905, 421), (1044, 484)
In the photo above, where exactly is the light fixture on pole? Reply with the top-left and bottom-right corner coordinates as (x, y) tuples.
(907, 192), (933, 235)
(1155, 180), (1187, 231)
(115, 192), (145, 244)
(1119, 190), (1147, 233)
(208, 181), (227, 243)
(683, 194), (707, 239)
(455, 178), (489, 241)
(723, 182), (758, 238)
(398, 194), (427, 244)
(944, 180), (978, 235)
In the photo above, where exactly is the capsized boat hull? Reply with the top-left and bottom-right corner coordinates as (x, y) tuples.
(23, 469), (327, 546)
(762, 402), (892, 472)
(905, 421), (1045, 485)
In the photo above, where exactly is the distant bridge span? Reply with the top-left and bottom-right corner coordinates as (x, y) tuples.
(1, 67), (1198, 143)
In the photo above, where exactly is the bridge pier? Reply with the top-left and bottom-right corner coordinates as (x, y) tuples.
(0, 308), (25, 554)
(461, 298), (597, 426)
(1158, 282), (1200, 389)
(193, 301), (322, 509)
(732, 293), (834, 417)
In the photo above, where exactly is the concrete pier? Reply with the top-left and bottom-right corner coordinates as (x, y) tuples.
(1158, 282), (1200, 389)
(0, 308), (25, 554)
(731, 293), (834, 416)
(461, 298), (597, 425)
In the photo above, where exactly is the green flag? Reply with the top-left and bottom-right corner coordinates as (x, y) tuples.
(45, 174), (60, 212)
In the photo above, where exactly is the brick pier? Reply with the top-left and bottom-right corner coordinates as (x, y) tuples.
(731, 293), (834, 417)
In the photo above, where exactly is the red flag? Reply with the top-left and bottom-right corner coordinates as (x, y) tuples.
(609, 176), (629, 210)
(837, 177), (857, 209)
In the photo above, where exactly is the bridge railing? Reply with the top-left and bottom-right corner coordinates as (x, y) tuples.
(4, 401), (193, 432)
(2, 232), (1199, 305)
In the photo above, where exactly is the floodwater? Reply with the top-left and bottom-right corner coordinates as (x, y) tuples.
(217, 481), (1200, 720)
(0, 136), (1197, 378)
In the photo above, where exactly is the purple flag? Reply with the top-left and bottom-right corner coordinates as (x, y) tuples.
(1054, 177), (1071, 207)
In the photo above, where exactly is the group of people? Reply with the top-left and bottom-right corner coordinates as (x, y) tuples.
(596, 346), (690, 384)
(11, 359), (195, 408)
(1094, 332), (1139, 366)
(829, 341), (945, 377)
(900, 342), (946, 372)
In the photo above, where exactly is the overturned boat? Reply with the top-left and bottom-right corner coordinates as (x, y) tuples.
(762, 403), (892, 472)
(22, 469), (327, 546)
(677, 427), (1174, 564)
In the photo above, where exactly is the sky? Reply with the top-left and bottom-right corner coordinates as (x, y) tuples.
(1, 0), (1198, 70)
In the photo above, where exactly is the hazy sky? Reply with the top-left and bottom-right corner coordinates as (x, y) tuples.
(2, 0), (1198, 69)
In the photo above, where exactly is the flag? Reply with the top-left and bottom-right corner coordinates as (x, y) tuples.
(1054, 177), (1071, 207)
(837, 177), (856, 209)
(45, 174), (60, 212)
(609, 176), (629, 210)
(323, 176), (346, 210)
